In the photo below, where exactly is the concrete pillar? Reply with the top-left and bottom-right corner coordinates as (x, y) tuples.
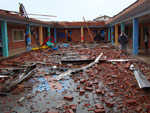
(54, 28), (57, 43)
(108, 27), (111, 41)
(115, 24), (119, 46)
(26, 24), (31, 50)
(111, 26), (114, 44)
(121, 22), (125, 32)
(133, 18), (138, 55)
(39, 26), (43, 45)
(1, 20), (9, 57)
(47, 27), (51, 38)
(81, 27), (84, 42)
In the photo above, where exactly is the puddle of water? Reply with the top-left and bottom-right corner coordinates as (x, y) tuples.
(32, 75), (70, 93)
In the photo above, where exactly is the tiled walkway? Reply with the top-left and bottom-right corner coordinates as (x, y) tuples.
(127, 46), (150, 65)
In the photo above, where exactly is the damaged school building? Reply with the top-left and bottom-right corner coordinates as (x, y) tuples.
(0, 0), (150, 113)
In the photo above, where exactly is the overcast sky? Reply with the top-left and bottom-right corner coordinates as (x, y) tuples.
(0, 0), (137, 22)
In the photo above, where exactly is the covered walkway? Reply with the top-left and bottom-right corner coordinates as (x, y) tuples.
(106, 0), (150, 56)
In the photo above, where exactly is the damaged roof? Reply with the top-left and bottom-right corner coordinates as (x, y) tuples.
(0, 9), (53, 27)
(51, 21), (106, 28)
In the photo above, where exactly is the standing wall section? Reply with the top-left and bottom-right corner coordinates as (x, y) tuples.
(7, 24), (37, 55)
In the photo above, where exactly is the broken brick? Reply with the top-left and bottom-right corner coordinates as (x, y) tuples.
(95, 104), (103, 109)
(88, 108), (95, 111)
(76, 86), (80, 89)
(93, 81), (99, 84)
(101, 90), (105, 95)
(126, 99), (137, 104)
(96, 89), (101, 94)
(68, 109), (74, 113)
(71, 105), (76, 111)
(64, 106), (69, 109)
(125, 62), (130, 69)
(85, 87), (93, 91)
(94, 109), (106, 113)
(78, 101), (81, 104)
(105, 101), (113, 107)
(84, 103), (90, 107)
(79, 90), (85, 95)
(85, 94), (89, 98)
(64, 96), (74, 100)
(0, 100), (6, 104)
(106, 81), (114, 85)
(136, 105), (142, 111)
(47, 111), (59, 113)
(80, 79), (85, 83)
(118, 104), (123, 108)
(86, 83), (93, 87)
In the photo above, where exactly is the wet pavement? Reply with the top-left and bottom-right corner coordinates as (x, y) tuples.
(0, 43), (150, 113)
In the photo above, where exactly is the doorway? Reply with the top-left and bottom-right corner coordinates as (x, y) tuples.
(67, 30), (72, 42)
(0, 26), (2, 56)
(138, 27), (141, 49)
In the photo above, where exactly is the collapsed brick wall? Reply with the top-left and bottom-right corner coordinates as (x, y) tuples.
(7, 24), (27, 51)
(7, 24), (44, 51)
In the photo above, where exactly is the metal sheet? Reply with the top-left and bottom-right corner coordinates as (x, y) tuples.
(1, 64), (37, 92)
(0, 67), (25, 70)
(0, 75), (12, 78)
(61, 58), (138, 64)
(130, 64), (150, 89)
(107, 59), (138, 62)
(55, 53), (103, 80)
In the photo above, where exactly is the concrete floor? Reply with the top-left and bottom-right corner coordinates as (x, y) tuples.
(127, 46), (150, 65)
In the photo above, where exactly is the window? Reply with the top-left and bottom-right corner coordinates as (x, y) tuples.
(12, 29), (25, 42)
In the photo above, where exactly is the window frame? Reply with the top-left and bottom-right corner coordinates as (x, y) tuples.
(12, 29), (25, 42)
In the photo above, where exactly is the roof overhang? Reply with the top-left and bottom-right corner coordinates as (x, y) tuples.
(106, 0), (150, 26)
(0, 15), (53, 27)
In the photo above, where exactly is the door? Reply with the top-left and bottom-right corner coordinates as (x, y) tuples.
(138, 27), (141, 49)
(101, 30), (105, 41)
(67, 30), (72, 41)
(0, 27), (2, 56)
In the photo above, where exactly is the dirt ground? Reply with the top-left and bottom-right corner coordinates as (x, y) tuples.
(0, 43), (150, 113)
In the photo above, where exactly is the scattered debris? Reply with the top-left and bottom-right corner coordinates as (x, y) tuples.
(0, 43), (150, 113)
(55, 53), (103, 80)
(64, 96), (74, 100)
(1, 64), (37, 92)
(0, 75), (12, 78)
(18, 97), (25, 103)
